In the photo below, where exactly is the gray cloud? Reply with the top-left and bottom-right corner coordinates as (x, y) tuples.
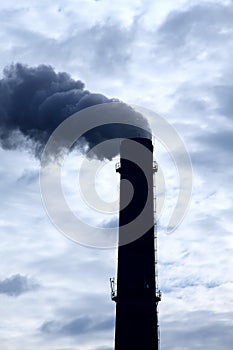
(158, 3), (233, 52)
(171, 81), (233, 127)
(187, 125), (233, 174)
(168, 82), (233, 173)
(0, 274), (39, 297)
(212, 85), (233, 119)
(160, 310), (233, 350)
(78, 24), (133, 74)
(40, 315), (114, 338)
(203, 130), (233, 152)
(17, 169), (38, 185)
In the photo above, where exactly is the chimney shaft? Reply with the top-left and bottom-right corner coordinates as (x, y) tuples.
(114, 138), (160, 350)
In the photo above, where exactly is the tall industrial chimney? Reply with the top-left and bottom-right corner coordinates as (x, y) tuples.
(111, 138), (161, 349)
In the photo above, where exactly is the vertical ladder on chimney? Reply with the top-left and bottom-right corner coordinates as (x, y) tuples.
(153, 159), (161, 349)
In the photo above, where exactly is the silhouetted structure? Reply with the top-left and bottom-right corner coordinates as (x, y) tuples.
(111, 138), (161, 350)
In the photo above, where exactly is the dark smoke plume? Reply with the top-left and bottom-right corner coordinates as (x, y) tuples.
(0, 63), (151, 159)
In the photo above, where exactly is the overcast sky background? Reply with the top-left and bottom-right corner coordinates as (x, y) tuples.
(1, 0), (233, 349)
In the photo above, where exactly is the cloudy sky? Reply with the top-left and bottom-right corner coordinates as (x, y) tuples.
(1, 0), (233, 349)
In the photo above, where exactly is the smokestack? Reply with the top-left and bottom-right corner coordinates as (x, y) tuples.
(111, 138), (161, 349)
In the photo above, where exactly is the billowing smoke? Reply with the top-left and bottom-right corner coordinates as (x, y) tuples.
(0, 63), (151, 159)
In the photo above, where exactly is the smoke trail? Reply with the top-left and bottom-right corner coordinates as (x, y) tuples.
(0, 63), (151, 159)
